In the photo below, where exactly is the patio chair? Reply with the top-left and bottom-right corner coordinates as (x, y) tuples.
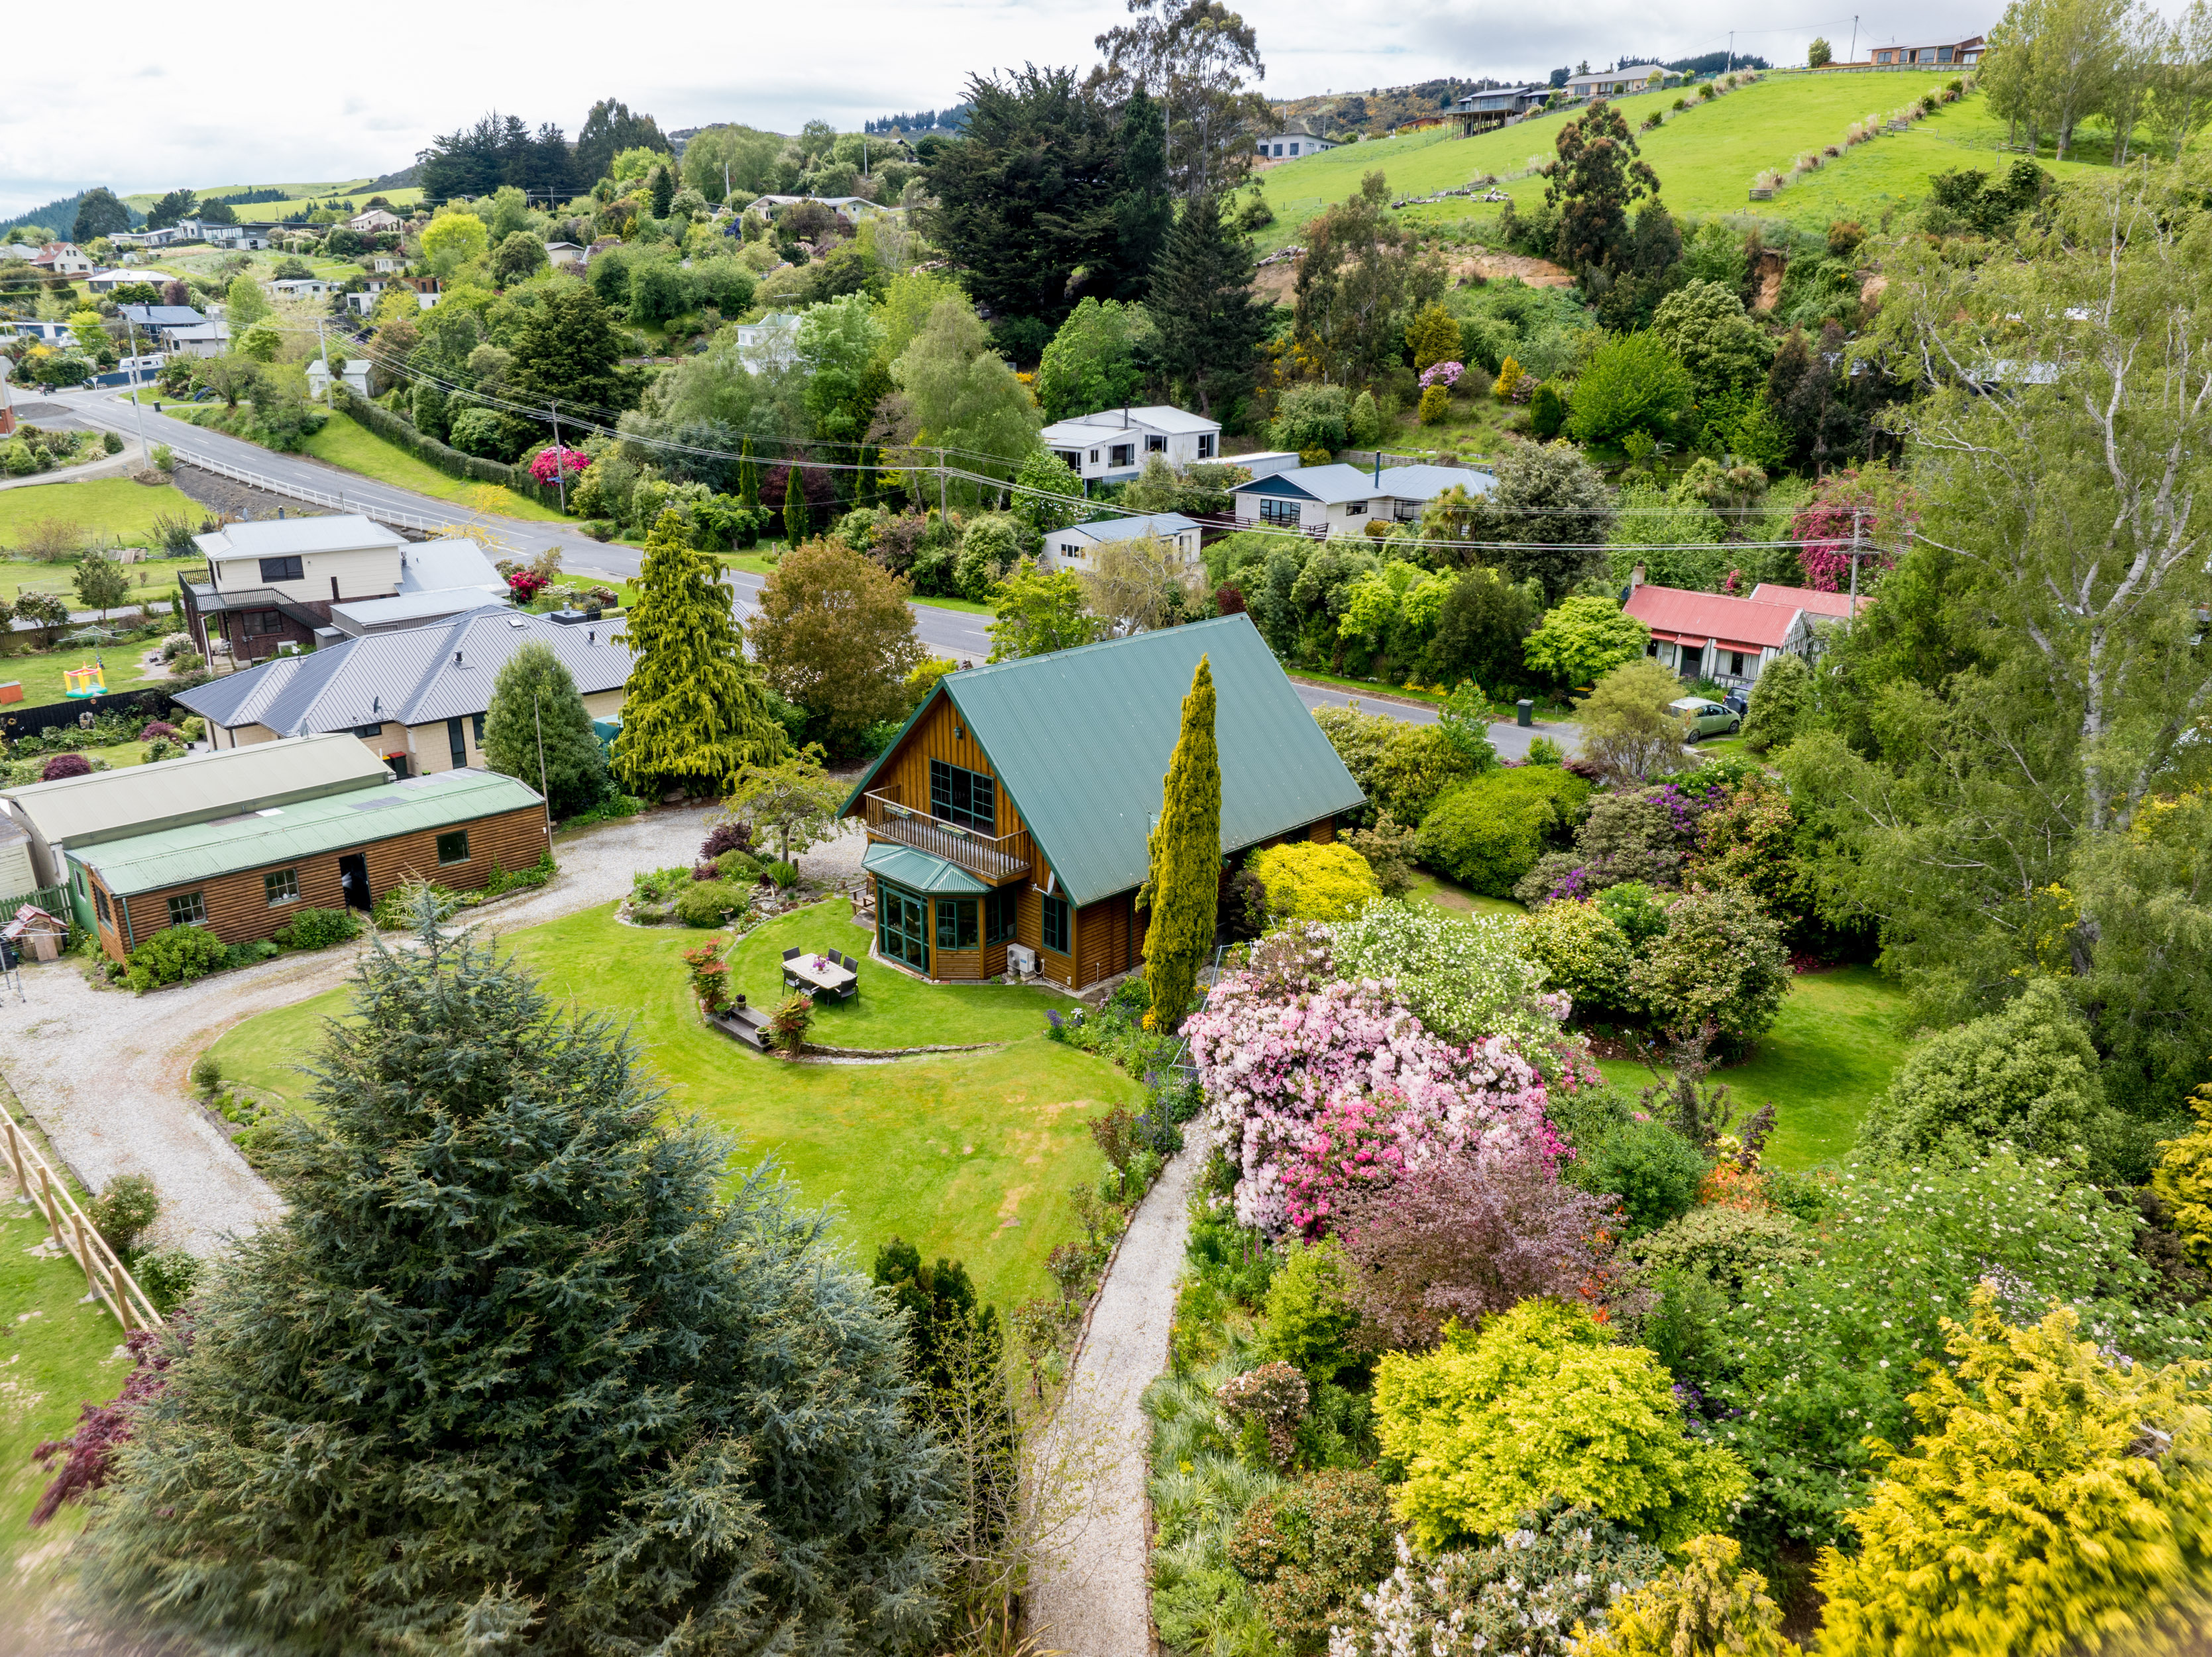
(782, 944), (803, 990)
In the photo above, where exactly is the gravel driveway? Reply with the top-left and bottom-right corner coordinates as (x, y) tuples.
(1027, 1125), (1207, 1657)
(0, 803), (724, 1257)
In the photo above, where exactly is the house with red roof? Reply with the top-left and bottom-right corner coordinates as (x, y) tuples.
(1623, 569), (1816, 689)
(1749, 581), (1867, 623)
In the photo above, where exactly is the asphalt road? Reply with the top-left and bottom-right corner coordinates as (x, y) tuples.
(53, 388), (1577, 752)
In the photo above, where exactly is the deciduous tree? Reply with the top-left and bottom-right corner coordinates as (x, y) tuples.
(987, 559), (1098, 659)
(1292, 172), (1442, 383)
(747, 538), (922, 752)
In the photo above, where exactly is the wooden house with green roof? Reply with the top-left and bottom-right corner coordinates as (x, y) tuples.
(840, 615), (1364, 988)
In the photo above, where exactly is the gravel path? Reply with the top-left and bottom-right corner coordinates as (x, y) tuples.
(1028, 1125), (1207, 1657)
(0, 803), (719, 1257)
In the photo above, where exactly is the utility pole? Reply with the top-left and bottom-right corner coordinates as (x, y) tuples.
(1847, 509), (1863, 630)
(548, 398), (566, 512)
(121, 314), (150, 466)
(1727, 32), (1736, 74)
(938, 446), (946, 516)
(1849, 15), (1859, 64)
(533, 692), (551, 831)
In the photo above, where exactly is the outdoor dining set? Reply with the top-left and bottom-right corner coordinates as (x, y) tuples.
(783, 948), (861, 1001)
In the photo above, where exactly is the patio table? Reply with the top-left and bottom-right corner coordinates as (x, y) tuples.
(785, 952), (857, 998)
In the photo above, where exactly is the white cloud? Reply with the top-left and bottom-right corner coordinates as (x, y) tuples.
(3, 0), (2007, 218)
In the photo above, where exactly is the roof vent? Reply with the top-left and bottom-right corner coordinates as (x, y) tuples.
(455, 650), (465, 667)
(508, 617), (526, 628)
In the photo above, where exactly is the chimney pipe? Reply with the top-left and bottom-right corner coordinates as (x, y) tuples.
(1630, 563), (1646, 589)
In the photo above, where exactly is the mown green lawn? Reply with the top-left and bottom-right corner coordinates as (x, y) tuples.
(296, 414), (567, 522)
(207, 900), (1122, 1306)
(1408, 868), (1525, 920)
(1596, 964), (1914, 1169)
(0, 480), (199, 555)
(0, 1186), (135, 1583)
(1254, 74), (2101, 245)
(0, 639), (182, 702)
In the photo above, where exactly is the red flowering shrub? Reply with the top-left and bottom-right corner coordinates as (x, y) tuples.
(41, 753), (91, 781)
(508, 569), (551, 602)
(139, 720), (180, 742)
(528, 447), (590, 485)
(1278, 1088), (1415, 1239)
(1788, 467), (1914, 591)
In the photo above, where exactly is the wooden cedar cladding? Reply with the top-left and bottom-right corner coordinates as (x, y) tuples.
(861, 691), (1032, 863)
(87, 803), (547, 963)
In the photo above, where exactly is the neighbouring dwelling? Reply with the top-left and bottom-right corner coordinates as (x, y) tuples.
(1455, 86), (1549, 133)
(0, 734), (393, 928)
(1229, 462), (1490, 534)
(1040, 405), (1222, 484)
(742, 194), (892, 224)
(1749, 580), (1869, 623)
(1854, 34), (1985, 66)
(0, 815), (34, 897)
(74, 768), (549, 964)
(1623, 570), (1818, 687)
(305, 357), (372, 400)
(349, 207), (405, 233)
(1254, 120), (1339, 160)
(172, 608), (632, 779)
(177, 514), (505, 665)
(30, 243), (93, 276)
(842, 615), (1364, 988)
(326, 589), (508, 638)
(1040, 512), (1203, 575)
(543, 241), (585, 267)
(1563, 64), (1678, 98)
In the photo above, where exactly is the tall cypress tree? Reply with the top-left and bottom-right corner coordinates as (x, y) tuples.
(1142, 655), (1221, 1030)
(1149, 194), (1272, 416)
(80, 909), (950, 1651)
(614, 508), (787, 794)
(784, 465), (810, 547)
(738, 435), (760, 509)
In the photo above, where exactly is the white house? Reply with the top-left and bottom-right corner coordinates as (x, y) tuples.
(543, 241), (584, 268)
(1565, 64), (1675, 99)
(1040, 405), (1222, 484)
(372, 255), (402, 274)
(31, 243), (93, 276)
(1041, 512), (1203, 575)
(744, 194), (891, 224)
(84, 268), (149, 294)
(349, 208), (404, 233)
(1255, 122), (1338, 160)
(269, 277), (343, 300)
(5, 319), (78, 345)
(734, 312), (802, 369)
(1229, 463), (1491, 534)
(154, 315), (229, 359)
(305, 358), (373, 400)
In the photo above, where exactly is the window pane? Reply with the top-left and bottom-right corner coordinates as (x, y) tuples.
(167, 891), (205, 927)
(436, 830), (469, 864)
(936, 898), (978, 950)
(1042, 893), (1069, 953)
(264, 867), (299, 905)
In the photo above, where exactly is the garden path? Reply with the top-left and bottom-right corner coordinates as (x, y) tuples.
(0, 802), (738, 1256)
(1028, 1124), (1207, 1657)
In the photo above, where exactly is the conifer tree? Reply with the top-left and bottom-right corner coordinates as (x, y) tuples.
(1150, 194), (1271, 416)
(80, 903), (950, 1652)
(614, 508), (787, 795)
(1142, 655), (1221, 1029)
(482, 640), (607, 816)
(785, 465), (809, 546)
(738, 435), (760, 509)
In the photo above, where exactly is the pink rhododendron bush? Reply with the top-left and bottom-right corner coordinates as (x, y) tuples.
(1186, 911), (1587, 1233)
(528, 446), (592, 485)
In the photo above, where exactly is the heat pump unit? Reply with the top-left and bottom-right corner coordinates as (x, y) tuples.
(1006, 943), (1038, 978)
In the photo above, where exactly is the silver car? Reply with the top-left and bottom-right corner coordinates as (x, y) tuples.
(1669, 695), (1740, 740)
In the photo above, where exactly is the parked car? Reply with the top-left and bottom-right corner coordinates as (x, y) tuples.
(1669, 695), (1740, 740)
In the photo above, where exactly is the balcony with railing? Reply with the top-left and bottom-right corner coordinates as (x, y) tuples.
(861, 787), (1032, 884)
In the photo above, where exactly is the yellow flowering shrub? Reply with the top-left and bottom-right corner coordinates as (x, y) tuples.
(1248, 841), (1380, 925)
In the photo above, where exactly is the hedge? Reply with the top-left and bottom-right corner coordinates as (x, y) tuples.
(331, 386), (563, 508)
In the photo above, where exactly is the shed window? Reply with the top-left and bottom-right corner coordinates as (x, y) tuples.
(352, 721), (382, 738)
(1728, 650), (1749, 676)
(167, 890), (207, 927)
(985, 888), (1017, 944)
(1260, 499), (1302, 526)
(1041, 892), (1070, 954)
(1345, 500), (1368, 515)
(472, 712), (485, 745)
(435, 829), (470, 864)
(1197, 433), (1215, 459)
(258, 555), (304, 582)
(929, 760), (996, 833)
(264, 867), (299, 905)
(94, 886), (110, 923)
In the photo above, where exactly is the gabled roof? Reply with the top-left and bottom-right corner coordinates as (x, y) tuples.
(118, 304), (205, 328)
(1, 734), (390, 848)
(1749, 581), (1865, 620)
(1040, 404), (1221, 441)
(1377, 464), (1494, 501)
(173, 608), (632, 736)
(843, 615), (1365, 907)
(396, 537), (504, 594)
(194, 513), (400, 561)
(1234, 463), (1395, 506)
(1624, 583), (1806, 650)
(1052, 512), (1201, 546)
(78, 769), (543, 898)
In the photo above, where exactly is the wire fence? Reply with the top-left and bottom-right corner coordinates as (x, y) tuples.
(1, 1092), (164, 1332)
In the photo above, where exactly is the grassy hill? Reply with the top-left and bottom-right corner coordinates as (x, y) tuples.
(118, 181), (424, 221)
(1251, 71), (2109, 247)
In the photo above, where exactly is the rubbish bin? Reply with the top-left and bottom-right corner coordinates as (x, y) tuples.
(1516, 699), (1534, 728)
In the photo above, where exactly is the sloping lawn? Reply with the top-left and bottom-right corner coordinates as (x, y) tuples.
(1408, 869), (1524, 921)
(1596, 964), (1915, 1169)
(0, 1188), (135, 1588)
(207, 901), (1123, 1304)
(0, 479), (199, 553)
(297, 414), (567, 522)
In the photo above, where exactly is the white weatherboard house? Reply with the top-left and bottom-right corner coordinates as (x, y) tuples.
(1041, 512), (1203, 574)
(1565, 64), (1675, 98)
(1229, 463), (1492, 534)
(1040, 406), (1221, 484)
(1255, 121), (1338, 160)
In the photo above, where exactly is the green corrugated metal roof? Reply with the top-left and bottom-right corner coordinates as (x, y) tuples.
(861, 842), (992, 895)
(76, 769), (544, 897)
(848, 615), (1365, 907)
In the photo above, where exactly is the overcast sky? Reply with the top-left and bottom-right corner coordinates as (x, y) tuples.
(3, 0), (2009, 220)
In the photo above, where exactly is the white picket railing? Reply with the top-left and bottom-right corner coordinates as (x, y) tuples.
(165, 444), (516, 549)
(1, 1094), (164, 1332)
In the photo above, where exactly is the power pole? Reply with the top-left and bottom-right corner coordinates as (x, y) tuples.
(121, 314), (150, 465)
(533, 691), (551, 830)
(1847, 509), (1863, 630)
(1849, 14), (1859, 64)
(1727, 32), (1736, 74)
(548, 398), (567, 512)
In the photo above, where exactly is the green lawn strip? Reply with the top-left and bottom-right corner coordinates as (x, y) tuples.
(722, 901), (1077, 1048)
(207, 901), (1121, 1305)
(0, 1193), (136, 1574)
(1595, 965), (1913, 1169)
(0, 481), (199, 553)
(1253, 74), (2052, 249)
(296, 415), (568, 523)
(2, 639), (183, 702)
(1407, 868), (1525, 919)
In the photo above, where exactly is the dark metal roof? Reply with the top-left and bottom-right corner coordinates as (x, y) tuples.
(844, 615), (1364, 907)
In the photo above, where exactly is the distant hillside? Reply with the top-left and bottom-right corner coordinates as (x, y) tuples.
(1268, 81), (1482, 140)
(1249, 72), (2075, 245)
(0, 190), (143, 239)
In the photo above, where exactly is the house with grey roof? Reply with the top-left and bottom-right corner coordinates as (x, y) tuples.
(179, 514), (504, 667)
(173, 609), (631, 780)
(841, 615), (1364, 988)
(1038, 404), (1223, 483)
(1041, 512), (1202, 575)
(1228, 462), (1493, 534)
